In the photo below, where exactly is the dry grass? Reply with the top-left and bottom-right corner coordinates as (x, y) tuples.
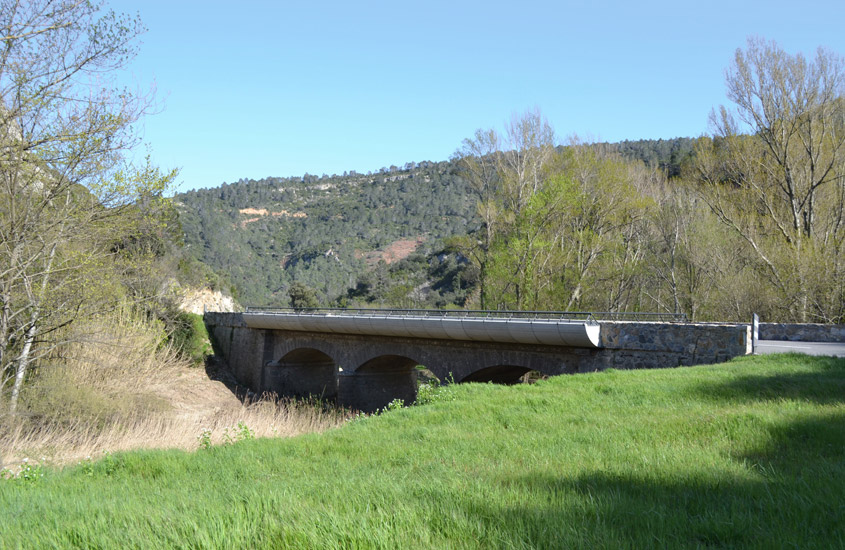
(0, 314), (349, 469)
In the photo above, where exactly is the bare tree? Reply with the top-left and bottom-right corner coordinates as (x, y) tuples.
(715, 37), (845, 240)
(698, 37), (845, 321)
(453, 128), (501, 309)
(500, 109), (556, 216)
(454, 110), (558, 309)
(0, 1), (159, 412)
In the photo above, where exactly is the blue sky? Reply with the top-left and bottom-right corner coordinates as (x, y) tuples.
(108, 0), (845, 193)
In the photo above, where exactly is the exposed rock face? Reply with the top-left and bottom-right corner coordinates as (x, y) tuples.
(179, 288), (237, 315)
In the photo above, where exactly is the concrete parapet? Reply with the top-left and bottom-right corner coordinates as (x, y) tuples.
(759, 323), (845, 343)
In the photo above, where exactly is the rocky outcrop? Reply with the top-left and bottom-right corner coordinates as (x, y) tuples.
(179, 288), (238, 315)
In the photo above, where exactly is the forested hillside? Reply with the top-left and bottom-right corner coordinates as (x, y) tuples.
(175, 139), (695, 309)
(175, 43), (845, 325)
(607, 137), (698, 178)
(176, 161), (476, 306)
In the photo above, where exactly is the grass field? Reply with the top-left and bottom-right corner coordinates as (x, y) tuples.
(1, 353), (843, 549)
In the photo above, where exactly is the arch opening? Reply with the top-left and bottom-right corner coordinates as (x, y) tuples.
(338, 355), (422, 413)
(460, 365), (546, 385)
(262, 347), (338, 400)
(355, 354), (420, 374)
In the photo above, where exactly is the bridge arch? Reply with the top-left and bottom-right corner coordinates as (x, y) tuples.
(459, 365), (547, 385)
(354, 354), (420, 374)
(339, 354), (421, 413)
(262, 347), (338, 399)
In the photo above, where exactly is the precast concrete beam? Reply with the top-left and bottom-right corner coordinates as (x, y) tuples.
(243, 312), (601, 348)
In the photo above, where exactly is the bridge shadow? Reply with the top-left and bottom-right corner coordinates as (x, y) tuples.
(204, 355), (252, 403)
(203, 328), (251, 403)
(459, 365), (546, 385)
(691, 354), (845, 405)
(417, 410), (845, 547)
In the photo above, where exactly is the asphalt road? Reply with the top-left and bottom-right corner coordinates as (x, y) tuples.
(755, 340), (845, 357)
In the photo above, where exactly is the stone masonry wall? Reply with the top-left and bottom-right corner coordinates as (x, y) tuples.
(204, 312), (265, 390)
(599, 321), (751, 368)
(758, 323), (845, 343)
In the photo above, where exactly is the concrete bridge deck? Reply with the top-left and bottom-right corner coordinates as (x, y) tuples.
(243, 308), (603, 347)
(206, 309), (751, 412)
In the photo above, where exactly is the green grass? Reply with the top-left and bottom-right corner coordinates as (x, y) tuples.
(2, 353), (844, 549)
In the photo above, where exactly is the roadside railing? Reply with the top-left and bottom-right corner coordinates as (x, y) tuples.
(244, 307), (688, 324)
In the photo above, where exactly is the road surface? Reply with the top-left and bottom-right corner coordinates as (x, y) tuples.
(755, 340), (845, 357)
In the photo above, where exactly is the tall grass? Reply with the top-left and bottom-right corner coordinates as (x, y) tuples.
(1, 353), (842, 548)
(0, 312), (348, 468)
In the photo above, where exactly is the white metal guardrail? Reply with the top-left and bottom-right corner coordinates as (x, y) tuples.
(244, 307), (688, 324)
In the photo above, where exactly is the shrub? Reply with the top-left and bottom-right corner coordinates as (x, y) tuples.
(169, 312), (213, 365)
(415, 373), (458, 406)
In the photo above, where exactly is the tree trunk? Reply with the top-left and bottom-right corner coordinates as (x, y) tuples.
(8, 321), (36, 414)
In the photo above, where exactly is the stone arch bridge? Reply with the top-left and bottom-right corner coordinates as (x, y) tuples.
(205, 309), (750, 412)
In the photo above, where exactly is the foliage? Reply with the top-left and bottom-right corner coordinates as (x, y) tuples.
(1, 457), (46, 483)
(1, 354), (843, 547)
(0, 1), (183, 413)
(197, 428), (213, 450)
(168, 312), (213, 365)
(382, 398), (404, 412)
(288, 282), (319, 310)
(415, 374), (458, 406)
(221, 421), (255, 446)
(198, 421), (256, 450)
(696, 37), (845, 322)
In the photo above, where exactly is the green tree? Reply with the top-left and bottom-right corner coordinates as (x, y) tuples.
(539, 144), (653, 312)
(288, 282), (319, 309)
(453, 128), (502, 309)
(454, 110), (557, 309)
